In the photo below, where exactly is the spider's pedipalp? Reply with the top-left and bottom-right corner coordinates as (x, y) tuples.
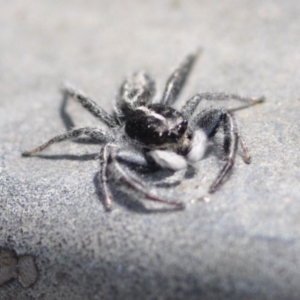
(192, 108), (239, 193)
(149, 150), (187, 171)
(186, 129), (207, 163)
(115, 149), (153, 170)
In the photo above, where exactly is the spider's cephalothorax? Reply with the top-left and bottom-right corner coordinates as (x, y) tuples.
(22, 51), (264, 210)
(125, 104), (189, 148)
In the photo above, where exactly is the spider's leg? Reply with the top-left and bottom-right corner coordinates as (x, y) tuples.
(99, 144), (114, 210)
(161, 50), (200, 106)
(181, 92), (264, 118)
(239, 135), (251, 164)
(192, 109), (239, 193)
(196, 92), (265, 106)
(100, 146), (158, 210)
(62, 84), (118, 127)
(181, 94), (203, 119)
(22, 127), (112, 156)
(103, 148), (185, 209)
(115, 71), (156, 118)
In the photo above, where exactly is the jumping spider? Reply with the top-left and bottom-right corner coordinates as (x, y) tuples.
(22, 51), (264, 210)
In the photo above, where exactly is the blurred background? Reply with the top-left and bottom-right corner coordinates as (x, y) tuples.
(1, 0), (300, 299)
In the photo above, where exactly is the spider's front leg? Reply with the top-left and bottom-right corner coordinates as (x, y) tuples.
(99, 145), (185, 211)
(191, 109), (240, 193)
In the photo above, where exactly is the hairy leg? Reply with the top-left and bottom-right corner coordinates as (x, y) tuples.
(22, 127), (112, 156)
(238, 135), (251, 164)
(99, 146), (185, 210)
(62, 84), (118, 127)
(99, 145), (113, 210)
(161, 50), (200, 106)
(181, 92), (265, 119)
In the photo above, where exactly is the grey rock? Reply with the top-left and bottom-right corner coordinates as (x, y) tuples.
(18, 255), (38, 288)
(1, 0), (300, 299)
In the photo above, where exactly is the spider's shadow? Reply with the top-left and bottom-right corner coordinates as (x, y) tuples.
(61, 92), (75, 131)
(33, 153), (98, 161)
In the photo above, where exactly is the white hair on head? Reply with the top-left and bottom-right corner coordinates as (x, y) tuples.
(149, 150), (187, 170)
(137, 106), (166, 122)
(187, 130), (207, 162)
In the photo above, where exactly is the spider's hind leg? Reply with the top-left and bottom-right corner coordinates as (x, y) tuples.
(161, 50), (200, 106)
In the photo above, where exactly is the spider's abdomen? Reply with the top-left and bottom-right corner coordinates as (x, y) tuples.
(125, 104), (188, 146)
(117, 71), (155, 116)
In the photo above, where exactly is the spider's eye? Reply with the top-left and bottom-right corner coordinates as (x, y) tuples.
(177, 119), (188, 135)
(165, 119), (188, 142)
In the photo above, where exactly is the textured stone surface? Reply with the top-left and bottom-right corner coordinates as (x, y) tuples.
(1, 0), (300, 299)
